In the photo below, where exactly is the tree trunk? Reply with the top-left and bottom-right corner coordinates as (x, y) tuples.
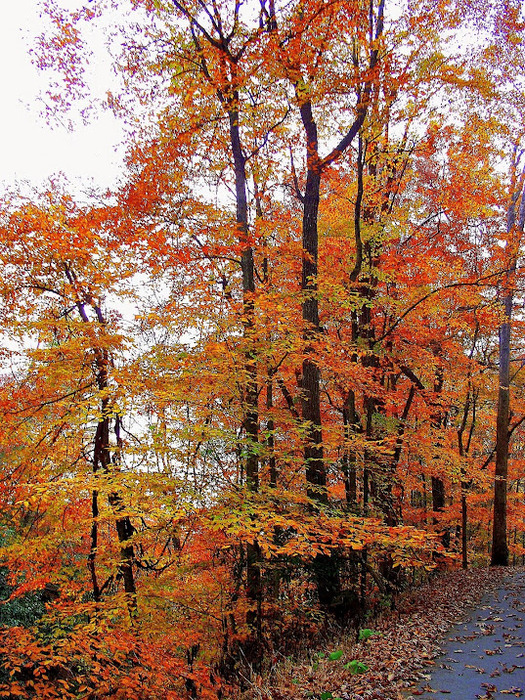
(491, 162), (525, 566)
(228, 102), (262, 662)
(64, 263), (137, 608)
(301, 167), (327, 499)
(491, 298), (511, 566)
(461, 494), (468, 570)
(289, 0), (383, 610)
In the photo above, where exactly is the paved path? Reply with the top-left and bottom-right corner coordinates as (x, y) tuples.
(411, 570), (525, 699)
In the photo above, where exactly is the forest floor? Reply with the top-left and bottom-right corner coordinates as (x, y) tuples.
(247, 566), (524, 700)
(404, 568), (525, 699)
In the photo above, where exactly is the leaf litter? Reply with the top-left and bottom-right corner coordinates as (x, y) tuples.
(246, 567), (520, 700)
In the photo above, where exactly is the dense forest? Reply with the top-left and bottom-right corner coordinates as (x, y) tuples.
(0, 0), (524, 697)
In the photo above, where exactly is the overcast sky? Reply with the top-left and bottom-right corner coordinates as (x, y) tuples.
(1, 0), (124, 191)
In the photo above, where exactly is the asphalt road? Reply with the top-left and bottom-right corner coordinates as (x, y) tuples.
(410, 569), (525, 699)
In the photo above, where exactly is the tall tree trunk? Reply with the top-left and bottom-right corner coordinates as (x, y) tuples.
(64, 263), (137, 608)
(491, 282), (512, 567)
(284, 0), (383, 610)
(94, 365), (137, 607)
(457, 329), (480, 570)
(228, 101), (262, 660)
(429, 357), (451, 549)
(301, 166), (326, 499)
(458, 394), (472, 571)
(301, 162), (339, 607)
(176, 7), (263, 662)
(492, 158), (525, 566)
(109, 414), (137, 603)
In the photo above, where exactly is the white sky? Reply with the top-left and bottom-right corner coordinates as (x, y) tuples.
(0, 0), (124, 191)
